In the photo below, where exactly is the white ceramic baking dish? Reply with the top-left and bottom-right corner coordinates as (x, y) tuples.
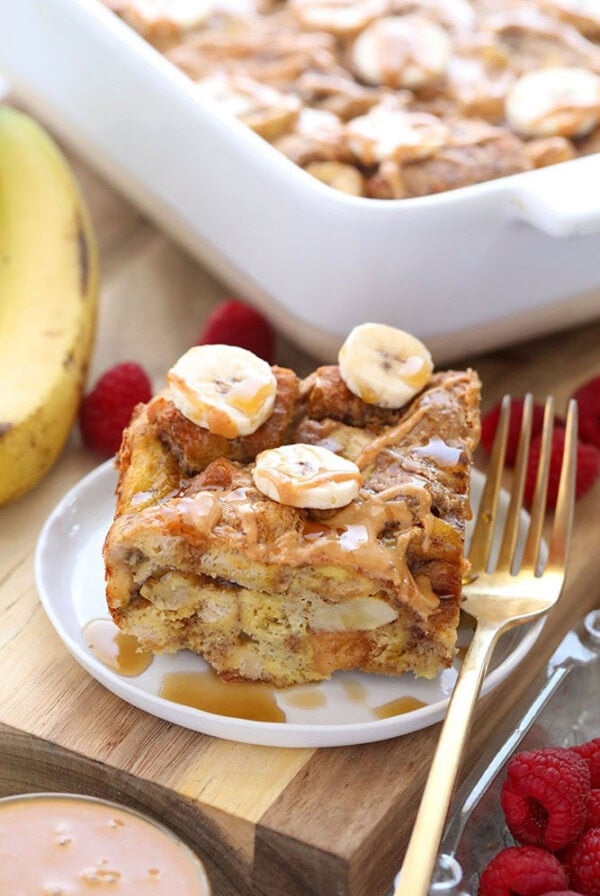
(2, 0), (600, 362)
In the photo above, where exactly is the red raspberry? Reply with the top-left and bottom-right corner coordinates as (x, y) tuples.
(501, 747), (590, 850)
(559, 827), (600, 896)
(538, 892), (585, 895)
(478, 846), (568, 896)
(79, 362), (152, 456)
(573, 376), (600, 450)
(585, 791), (600, 830)
(571, 740), (600, 788)
(523, 429), (600, 510)
(197, 299), (275, 363)
(481, 399), (546, 465)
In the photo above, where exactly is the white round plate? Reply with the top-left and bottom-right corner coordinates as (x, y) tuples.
(35, 461), (544, 748)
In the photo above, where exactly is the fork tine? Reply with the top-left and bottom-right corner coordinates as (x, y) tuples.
(496, 394), (534, 572)
(548, 399), (577, 569)
(468, 395), (510, 573)
(521, 397), (554, 573)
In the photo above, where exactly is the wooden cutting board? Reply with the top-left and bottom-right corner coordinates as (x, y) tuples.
(1, 134), (600, 896)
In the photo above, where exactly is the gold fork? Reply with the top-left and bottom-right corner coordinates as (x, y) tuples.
(394, 394), (577, 896)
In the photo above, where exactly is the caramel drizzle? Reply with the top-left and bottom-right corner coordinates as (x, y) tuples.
(228, 381), (273, 417)
(256, 466), (362, 505)
(222, 481), (437, 617)
(153, 491), (222, 541)
(133, 477), (437, 617)
(412, 436), (463, 468)
(356, 372), (470, 469)
(356, 406), (430, 469)
(168, 372), (239, 439)
(129, 374), (471, 618)
(222, 486), (258, 543)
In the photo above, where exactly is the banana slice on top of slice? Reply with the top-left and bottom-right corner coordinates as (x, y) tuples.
(253, 444), (362, 509)
(351, 16), (451, 91)
(506, 66), (600, 139)
(168, 345), (277, 438)
(338, 322), (433, 408)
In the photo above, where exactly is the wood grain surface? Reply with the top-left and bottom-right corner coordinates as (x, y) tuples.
(0, 131), (599, 896)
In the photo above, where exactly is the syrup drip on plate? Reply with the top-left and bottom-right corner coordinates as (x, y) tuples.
(284, 689), (327, 709)
(341, 678), (368, 703)
(373, 696), (427, 719)
(83, 619), (153, 677)
(160, 671), (286, 723)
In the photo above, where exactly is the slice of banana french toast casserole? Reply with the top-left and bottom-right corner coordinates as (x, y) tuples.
(104, 323), (481, 686)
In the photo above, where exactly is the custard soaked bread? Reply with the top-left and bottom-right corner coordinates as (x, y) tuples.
(104, 326), (480, 686)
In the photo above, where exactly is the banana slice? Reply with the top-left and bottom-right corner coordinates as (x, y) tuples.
(167, 345), (277, 438)
(290, 0), (389, 37)
(345, 103), (450, 165)
(366, 160), (407, 199)
(392, 0), (477, 35)
(196, 74), (300, 141)
(252, 444), (362, 509)
(351, 16), (451, 90)
(524, 136), (576, 168)
(542, 0), (600, 38)
(338, 323), (433, 408)
(305, 161), (366, 196)
(309, 597), (398, 632)
(121, 0), (214, 40)
(506, 67), (600, 139)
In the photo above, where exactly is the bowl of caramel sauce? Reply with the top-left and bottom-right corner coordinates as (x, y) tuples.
(0, 792), (211, 894)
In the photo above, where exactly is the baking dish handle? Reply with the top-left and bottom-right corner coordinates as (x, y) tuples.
(511, 154), (600, 237)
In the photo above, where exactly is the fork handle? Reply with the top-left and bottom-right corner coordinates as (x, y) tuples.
(394, 621), (502, 896)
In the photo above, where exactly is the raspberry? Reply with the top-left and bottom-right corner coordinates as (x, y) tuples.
(585, 791), (600, 830)
(559, 828), (600, 896)
(481, 398), (546, 465)
(79, 362), (152, 456)
(573, 376), (600, 450)
(571, 740), (600, 788)
(501, 747), (590, 850)
(538, 892), (585, 895)
(478, 846), (568, 896)
(523, 430), (600, 510)
(197, 299), (275, 363)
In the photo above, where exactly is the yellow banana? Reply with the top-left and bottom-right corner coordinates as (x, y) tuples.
(0, 106), (98, 505)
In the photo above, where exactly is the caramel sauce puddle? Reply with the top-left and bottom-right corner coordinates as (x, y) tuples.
(160, 671), (286, 723)
(373, 695), (427, 719)
(83, 619), (153, 677)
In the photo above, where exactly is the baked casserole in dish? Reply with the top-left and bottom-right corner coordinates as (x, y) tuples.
(105, 0), (600, 200)
(3, 0), (600, 361)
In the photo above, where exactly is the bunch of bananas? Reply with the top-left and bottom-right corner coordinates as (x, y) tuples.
(0, 106), (98, 505)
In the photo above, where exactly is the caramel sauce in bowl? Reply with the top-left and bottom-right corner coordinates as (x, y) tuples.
(0, 793), (211, 895)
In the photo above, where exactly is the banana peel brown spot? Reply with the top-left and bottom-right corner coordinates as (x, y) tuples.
(76, 213), (90, 298)
(78, 359), (90, 387)
(0, 423), (12, 438)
